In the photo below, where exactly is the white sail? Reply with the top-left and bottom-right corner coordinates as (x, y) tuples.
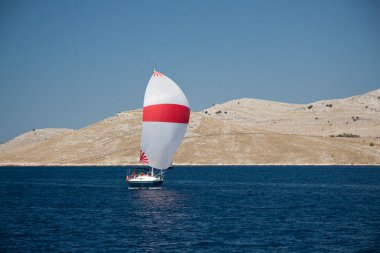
(140, 70), (190, 170)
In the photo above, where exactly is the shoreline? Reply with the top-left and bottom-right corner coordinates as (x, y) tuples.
(1, 163), (379, 167)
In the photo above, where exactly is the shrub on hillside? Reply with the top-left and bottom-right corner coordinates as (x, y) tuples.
(336, 133), (360, 138)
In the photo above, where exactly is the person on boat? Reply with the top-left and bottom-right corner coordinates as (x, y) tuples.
(132, 170), (137, 178)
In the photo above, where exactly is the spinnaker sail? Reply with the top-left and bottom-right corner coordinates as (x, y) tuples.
(140, 70), (190, 170)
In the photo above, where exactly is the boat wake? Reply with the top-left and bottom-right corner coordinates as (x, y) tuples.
(128, 186), (163, 190)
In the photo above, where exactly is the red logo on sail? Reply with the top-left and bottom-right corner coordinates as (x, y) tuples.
(152, 70), (164, 77)
(139, 150), (149, 164)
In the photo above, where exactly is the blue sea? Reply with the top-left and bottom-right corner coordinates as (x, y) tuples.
(0, 166), (379, 252)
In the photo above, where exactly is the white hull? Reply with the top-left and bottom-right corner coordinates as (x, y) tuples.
(127, 175), (163, 188)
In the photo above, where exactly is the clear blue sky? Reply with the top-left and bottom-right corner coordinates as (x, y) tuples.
(1, 0), (379, 142)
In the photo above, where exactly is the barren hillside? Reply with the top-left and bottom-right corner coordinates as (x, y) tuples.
(1, 89), (379, 165)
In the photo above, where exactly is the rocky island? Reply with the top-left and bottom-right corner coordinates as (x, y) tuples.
(1, 89), (379, 166)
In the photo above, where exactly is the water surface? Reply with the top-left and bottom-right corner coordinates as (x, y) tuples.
(0, 166), (379, 252)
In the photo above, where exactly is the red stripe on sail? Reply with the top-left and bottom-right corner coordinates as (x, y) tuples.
(143, 104), (190, 124)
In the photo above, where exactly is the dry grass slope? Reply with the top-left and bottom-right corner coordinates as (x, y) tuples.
(1, 89), (379, 165)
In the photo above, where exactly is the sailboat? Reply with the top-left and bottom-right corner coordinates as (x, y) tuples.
(126, 69), (190, 189)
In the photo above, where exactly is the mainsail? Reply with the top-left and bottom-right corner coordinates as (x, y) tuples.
(140, 70), (190, 170)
